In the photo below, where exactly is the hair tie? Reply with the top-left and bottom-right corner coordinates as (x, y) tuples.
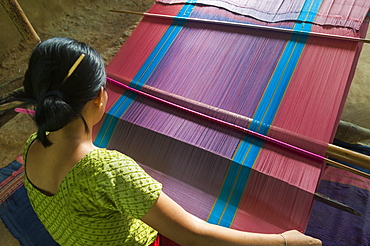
(38, 91), (64, 103)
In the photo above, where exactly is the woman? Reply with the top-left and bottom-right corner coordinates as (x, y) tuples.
(5, 37), (321, 246)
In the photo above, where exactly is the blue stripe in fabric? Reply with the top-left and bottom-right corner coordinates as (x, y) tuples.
(130, 2), (197, 89)
(364, 10), (370, 23)
(208, 0), (323, 227)
(94, 97), (131, 147)
(94, 2), (196, 148)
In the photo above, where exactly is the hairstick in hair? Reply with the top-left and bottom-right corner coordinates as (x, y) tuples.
(61, 54), (85, 84)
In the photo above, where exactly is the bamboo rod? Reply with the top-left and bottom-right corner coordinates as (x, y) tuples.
(1, 0), (41, 45)
(326, 144), (370, 170)
(107, 77), (370, 179)
(109, 9), (370, 44)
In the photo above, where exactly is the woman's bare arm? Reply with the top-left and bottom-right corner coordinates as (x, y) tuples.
(141, 191), (321, 246)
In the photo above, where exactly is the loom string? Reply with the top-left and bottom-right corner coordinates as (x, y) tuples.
(106, 77), (370, 180)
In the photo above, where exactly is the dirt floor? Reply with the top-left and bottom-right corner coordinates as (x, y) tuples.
(0, 1), (369, 245)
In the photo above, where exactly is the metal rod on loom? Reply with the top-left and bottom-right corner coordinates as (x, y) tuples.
(109, 10), (370, 44)
(106, 77), (370, 180)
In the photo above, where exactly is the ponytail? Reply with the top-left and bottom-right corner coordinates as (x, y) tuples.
(35, 91), (78, 147)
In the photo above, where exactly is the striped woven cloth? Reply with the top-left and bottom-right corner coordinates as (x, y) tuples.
(0, 160), (24, 205)
(158, 0), (370, 29)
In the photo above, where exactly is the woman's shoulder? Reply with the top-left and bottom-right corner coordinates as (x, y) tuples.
(84, 148), (161, 192)
(84, 148), (141, 173)
(88, 148), (135, 165)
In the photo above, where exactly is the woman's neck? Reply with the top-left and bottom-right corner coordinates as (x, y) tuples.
(47, 118), (96, 150)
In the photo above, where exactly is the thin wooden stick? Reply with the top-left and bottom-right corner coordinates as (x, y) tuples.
(0, 101), (23, 111)
(109, 9), (370, 44)
(314, 193), (361, 217)
(107, 77), (370, 179)
(1, 0), (41, 45)
(0, 87), (23, 111)
(0, 76), (23, 89)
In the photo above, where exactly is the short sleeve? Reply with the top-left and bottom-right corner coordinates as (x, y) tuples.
(95, 151), (162, 219)
(23, 132), (38, 163)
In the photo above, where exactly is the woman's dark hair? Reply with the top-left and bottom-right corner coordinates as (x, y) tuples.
(7, 37), (106, 147)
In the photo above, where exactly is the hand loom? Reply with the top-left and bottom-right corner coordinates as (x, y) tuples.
(93, 0), (370, 234)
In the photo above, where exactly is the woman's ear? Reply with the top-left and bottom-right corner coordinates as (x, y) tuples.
(92, 87), (105, 107)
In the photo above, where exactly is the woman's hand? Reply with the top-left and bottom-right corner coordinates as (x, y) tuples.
(281, 230), (322, 246)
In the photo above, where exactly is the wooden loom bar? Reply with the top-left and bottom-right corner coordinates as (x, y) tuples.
(106, 77), (370, 180)
(109, 9), (370, 44)
(326, 144), (370, 169)
(1, 0), (41, 45)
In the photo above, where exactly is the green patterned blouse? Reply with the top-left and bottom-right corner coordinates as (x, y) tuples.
(23, 133), (162, 245)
